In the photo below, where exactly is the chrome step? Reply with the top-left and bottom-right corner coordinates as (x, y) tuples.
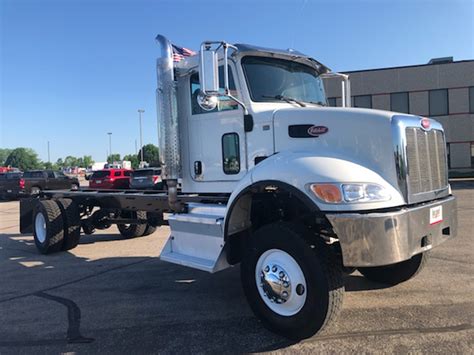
(159, 203), (230, 273)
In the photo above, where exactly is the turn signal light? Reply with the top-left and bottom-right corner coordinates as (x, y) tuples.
(310, 184), (342, 203)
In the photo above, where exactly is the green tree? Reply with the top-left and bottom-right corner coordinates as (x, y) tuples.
(64, 156), (78, 167)
(138, 144), (160, 167)
(0, 148), (12, 166)
(107, 154), (121, 163)
(82, 155), (94, 168)
(56, 158), (64, 168)
(42, 161), (59, 170)
(5, 148), (41, 170)
(123, 154), (139, 169)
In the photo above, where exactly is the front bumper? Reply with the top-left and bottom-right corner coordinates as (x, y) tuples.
(326, 195), (457, 267)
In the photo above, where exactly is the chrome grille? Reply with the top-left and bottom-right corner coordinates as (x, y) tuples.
(405, 128), (447, 194)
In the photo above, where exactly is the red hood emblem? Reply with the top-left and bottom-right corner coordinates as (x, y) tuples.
(307, 125), (329, 136)
(421, 118), (431, 130)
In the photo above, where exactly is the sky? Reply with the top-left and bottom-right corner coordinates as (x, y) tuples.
(1, 0), (473, 163)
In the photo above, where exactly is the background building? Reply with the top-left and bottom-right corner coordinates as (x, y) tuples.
(323, 58), (474, 175)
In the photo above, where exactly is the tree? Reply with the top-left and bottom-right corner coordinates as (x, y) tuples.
(107, 154), (121, 163)
(64, 156), (78, 168)
(5, 148), (41, 170)
(82, 155), (94, 168)
(42, 161), (59, 170)
(0, 148), (12, 166)
(138, 144), (160, 167)
(123, 154), (139, 169)
(56, 158), (64, 168)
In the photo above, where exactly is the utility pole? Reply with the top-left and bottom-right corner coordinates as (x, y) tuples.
(135, 139), (138, 156)
(138, 109), (145, 164)
(47, 141), (50, 163)
(107, 132), (112, 161)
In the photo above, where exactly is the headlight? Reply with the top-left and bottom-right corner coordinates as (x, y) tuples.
(310, 183), (391, 203)
(342, 183), (391, 202)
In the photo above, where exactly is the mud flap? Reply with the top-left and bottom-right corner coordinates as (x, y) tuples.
(20, 198), (39, 234)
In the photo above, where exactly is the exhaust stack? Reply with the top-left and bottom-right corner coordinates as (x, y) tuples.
(155, 34), (183, 212)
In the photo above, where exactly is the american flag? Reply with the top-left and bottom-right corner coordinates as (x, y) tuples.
(172, 44), (196, 62)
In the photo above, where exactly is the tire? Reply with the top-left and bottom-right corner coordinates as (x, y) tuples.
(358, 252), (429, 285)
(240, 222), (344, 340)
(33, 200), (64, 254)
(117, 210), (147, 238)
(56, 198), (81, 251)
(30, 186), (41, 196)
(142, 224), (157, 236)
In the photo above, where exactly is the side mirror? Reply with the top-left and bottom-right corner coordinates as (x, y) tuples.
(199, 47), (219, 95)
(197, 91), (218, 111)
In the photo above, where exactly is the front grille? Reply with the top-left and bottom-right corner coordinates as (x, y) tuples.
(405, 128), (448, 194)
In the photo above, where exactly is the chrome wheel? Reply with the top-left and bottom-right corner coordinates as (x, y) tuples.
(35, 212), (47, 243)
(255, 249), (307, 316)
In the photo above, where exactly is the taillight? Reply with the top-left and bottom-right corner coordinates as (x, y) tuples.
(19, 178), (25, 189)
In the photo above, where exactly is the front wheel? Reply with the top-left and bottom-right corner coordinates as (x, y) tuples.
(358, 252), (429, 285)
(240, 222), (344, 340)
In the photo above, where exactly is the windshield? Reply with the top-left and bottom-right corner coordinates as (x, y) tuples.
(132, 169), (160, 177)
(241, 56), (327, 105)
(91, 171), (110, 179)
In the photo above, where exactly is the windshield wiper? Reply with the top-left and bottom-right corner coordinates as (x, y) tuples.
(262, 95), (306, 107)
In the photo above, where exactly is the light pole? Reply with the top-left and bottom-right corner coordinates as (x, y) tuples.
(138, 109), (145, 164)
(47, 141), (50, 163)
(107, 132), (112, 161)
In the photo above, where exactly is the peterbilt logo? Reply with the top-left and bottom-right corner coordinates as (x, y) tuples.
(421, 118), (431, 130)
(307, 125), (329, 136)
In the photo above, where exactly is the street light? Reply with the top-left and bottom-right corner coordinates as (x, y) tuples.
(138, 109), (145, 164)
(107, 132), (112, 161)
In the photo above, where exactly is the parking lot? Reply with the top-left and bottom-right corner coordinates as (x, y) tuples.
(0, 182), (472, 353)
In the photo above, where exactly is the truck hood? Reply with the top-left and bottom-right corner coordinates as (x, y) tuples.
(272, 106), (399, 188)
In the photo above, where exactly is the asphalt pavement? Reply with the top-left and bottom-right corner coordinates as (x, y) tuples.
(0, 182), (472, 353)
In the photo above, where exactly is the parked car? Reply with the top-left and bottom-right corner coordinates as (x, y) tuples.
(0, 172), (24, 199)
(22, 170), (80, 195)
(88, 169), (131, 189)
(130, 168), (164, 190)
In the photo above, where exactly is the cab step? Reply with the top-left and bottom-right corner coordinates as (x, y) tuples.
(160, 203), (230, 273)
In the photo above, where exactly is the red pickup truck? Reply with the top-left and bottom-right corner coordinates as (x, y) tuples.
(88, 169), (131, 189)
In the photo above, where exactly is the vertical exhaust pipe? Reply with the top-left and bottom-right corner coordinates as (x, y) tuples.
(155, 34), (183, 212)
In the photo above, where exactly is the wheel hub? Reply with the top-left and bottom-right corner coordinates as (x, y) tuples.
(260, 264), (291, 304)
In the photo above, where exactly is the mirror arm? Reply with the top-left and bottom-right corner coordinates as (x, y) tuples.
(223, 43), (248, 115)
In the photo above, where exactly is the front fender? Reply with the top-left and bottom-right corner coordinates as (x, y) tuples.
(228, 151), (405, 213)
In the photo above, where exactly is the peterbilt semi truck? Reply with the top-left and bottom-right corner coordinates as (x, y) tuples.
(20, 35), (457, 339)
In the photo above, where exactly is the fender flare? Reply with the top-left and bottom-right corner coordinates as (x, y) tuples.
(223, 180), (320, 241)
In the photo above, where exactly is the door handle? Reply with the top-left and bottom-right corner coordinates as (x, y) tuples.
(194, 161), (202, 175)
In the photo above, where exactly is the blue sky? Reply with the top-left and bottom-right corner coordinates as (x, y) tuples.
(1, 0), (473, 163)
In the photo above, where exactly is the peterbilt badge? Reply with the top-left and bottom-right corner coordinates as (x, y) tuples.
(307, 125), (329, 136)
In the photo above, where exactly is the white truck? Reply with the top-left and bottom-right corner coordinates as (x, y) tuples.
(20, 35), (457, 339)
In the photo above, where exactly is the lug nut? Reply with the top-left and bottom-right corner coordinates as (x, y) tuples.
(282, 291), (288, 298)
(279, 271), (285, 278)
(283, 281), (289, 288)
(264, 266), (269, 272)
(272, 265), (277, 272)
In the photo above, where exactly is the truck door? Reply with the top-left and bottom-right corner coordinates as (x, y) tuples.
(187, 65), (247, 182)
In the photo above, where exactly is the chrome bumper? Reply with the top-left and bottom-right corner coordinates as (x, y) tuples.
(326, 196), (457, 267)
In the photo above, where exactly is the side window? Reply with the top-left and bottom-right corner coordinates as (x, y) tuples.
(46, 171), (55, 178)
(124, 171), (131, 176)
(327, 97), (337, 107)
(114, 171), (121, 177)
(190, 66), (239, 115)
(222, 133), (240, 174)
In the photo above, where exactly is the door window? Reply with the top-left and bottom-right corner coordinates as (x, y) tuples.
(190, 66), (239, 115)
(222, 133), (240, 174)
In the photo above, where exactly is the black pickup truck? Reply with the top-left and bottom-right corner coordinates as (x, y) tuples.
(0, 170), (79, 199)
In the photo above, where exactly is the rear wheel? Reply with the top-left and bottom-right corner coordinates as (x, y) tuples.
(240, 222), (344, 340)
(142, 224), (157, 236)
(117, 210), (147, 238)
(358, 252), (429, 285)
(33, 200), (64, 254)
(56, 198), (81, 251)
